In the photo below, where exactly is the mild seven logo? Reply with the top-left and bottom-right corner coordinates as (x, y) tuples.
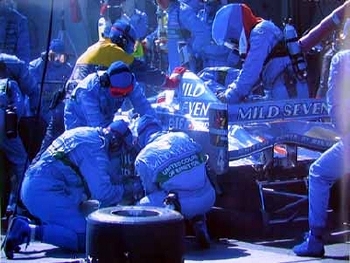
(227, 99), (328, 123)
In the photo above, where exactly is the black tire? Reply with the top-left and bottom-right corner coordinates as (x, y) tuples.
(86, 206), (185, 263)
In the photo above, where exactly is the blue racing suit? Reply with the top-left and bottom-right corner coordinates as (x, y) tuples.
(307, 49), (350, 236)
(165, 1), (211, 73)
(135, 131), (216, 219)
(29, 56), (72, 161)
(29, 56), (72, 123)
(120, 9), (149, 62)
(0, 53), (39, 211)
(212, 4), (309, 103)
(181, 0), (203, 13)
(198, 2), (235, 68)
(0, 53), (39, 112)
(64, 72), (155, 130)
(0, 7), (31, 64)
(0, 78), (27, 211)
(225, 20), (309, 103)
(121, 9), (149, 41)
(21, 127), (126, 251)
(42, 38), (135, 158)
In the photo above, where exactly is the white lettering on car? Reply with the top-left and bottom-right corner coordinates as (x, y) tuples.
(182, 82), (205, 98)
(236, 101), (327, 121)
(184, 101), (211, 117)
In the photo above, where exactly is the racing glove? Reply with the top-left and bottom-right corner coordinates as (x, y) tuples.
(161, 66), (187, 89)
(217, 83), (241, 104)
(216, 91), (227, 103)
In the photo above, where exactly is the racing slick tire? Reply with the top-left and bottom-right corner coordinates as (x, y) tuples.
(86, 206), (185, 263)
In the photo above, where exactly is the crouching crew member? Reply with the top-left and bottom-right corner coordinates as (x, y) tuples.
(133, 114), (216, 249)
(2, 119), (143, 259)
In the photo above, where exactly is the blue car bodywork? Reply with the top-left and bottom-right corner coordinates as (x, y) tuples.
(146, 70), (339, 175)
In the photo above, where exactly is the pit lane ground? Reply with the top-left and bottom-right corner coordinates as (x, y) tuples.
(1, 226), (349, 263)
(1, 164), (349, 262)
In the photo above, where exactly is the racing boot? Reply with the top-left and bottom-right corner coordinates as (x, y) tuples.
(1, 208), (14, 232)
(191, 214), (211, 249)
(293, 230), (325, 257)
(1, 216), (31, 259)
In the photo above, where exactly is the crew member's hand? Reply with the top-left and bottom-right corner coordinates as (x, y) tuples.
(221, 83), (241, 104)
(216, 91), (227, 103)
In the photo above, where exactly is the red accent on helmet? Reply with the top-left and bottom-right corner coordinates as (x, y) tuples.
(110, 83), (134, 97)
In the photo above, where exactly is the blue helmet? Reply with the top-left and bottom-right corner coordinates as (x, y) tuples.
(212, 4), (243, 46)
(49, 39), (65, 54)
(107, 119), (133, 151)
(106, 61), (135, 97)
(135, 115), (162, 149)
(109, 20), (136, 54)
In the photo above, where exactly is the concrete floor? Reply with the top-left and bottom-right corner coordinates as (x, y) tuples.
(1, 232), (349, 263)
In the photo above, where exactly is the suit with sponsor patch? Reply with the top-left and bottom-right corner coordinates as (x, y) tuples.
(135, 131), (215, 218)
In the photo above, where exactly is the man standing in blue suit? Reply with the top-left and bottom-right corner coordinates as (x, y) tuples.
(212, 3), (310, 103)
(154, 0), (211, 73)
